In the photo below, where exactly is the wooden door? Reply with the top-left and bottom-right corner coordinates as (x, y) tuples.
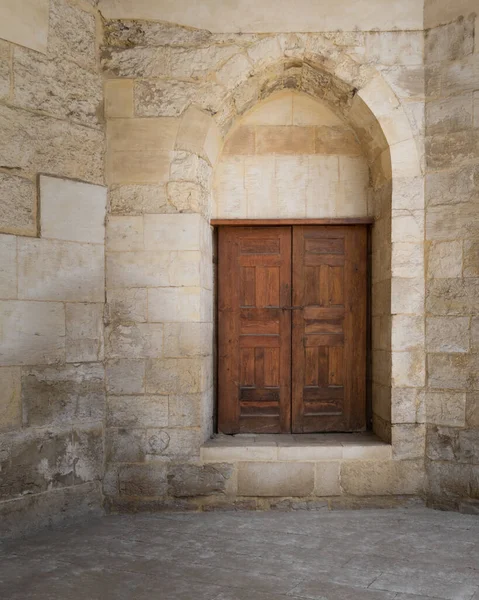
(291, 226), (367, 432)
(218, 227), (292, 433)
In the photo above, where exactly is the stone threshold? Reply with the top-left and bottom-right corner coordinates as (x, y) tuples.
(201, 432), (391, 462)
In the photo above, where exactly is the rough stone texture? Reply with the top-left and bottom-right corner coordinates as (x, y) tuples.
(0, 173), (36, 236)
(341, 460), (425, 496)
(238, 462), (314, 497)
(66, 303), (104, 363)
(0, 367), (21, 431)
(167, 463), (234, 497)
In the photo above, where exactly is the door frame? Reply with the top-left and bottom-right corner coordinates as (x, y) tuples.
(212, 218), (374, 435)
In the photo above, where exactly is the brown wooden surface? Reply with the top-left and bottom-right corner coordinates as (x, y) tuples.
(212, 218), (374, 226)
(291, 225), (367, 433)
(218, 227), (292, 433)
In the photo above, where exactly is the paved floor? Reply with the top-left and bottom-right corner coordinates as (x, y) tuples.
(0, 508), (478, 599)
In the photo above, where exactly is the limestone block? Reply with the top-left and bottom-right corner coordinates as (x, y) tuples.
(340, 459), (424, 496)
(0, 301), (65, 366)
(426, 317), (470, 353)
(216, 53), (252, 90)
(168, 395), (202, 427)
(426, 163), (479, 207)
(201, 289), (213, 323)
(391, 210), (424, 244)
(465, 392), (479, 428)
(379, 66), (425, 100)
(391, 315), (424, 351)
(105, 359), (145, 395)
(426, 55), (479, 98)
(104, 19), (212, 48)
(149, 428), (203, 459)
(118, 464), (168, 497)
(101, 47), (170, 79)
(245, 156), (276, 218)
(314, 462), (340, 496)
(464, 240), (479, 277)
(247, 37), (283, 70)
(425, 16), (475, 63)
(106, 288), (147, 323)
(107, 395), (168, 428)
(474, 91), (479, 128)
(372, 349), (392, 387)
(238, 462), (314, 497)
(256, 126), (315, 155)
(163, 323), (212, 358)
(0, 235), (17, 300)
(169, 45), (240, 80)
(391, 387), (425, 424)
(426, 391), (466, 427)
(223, 126), (255, 155)
(105, 80), (134, 118)
(203, 120), (222, 168)
(148, 287), (201, 323)
(392, 243), (424, 278)
(22, 363), (104, 428)
(358, 76), (399, 119)
(391, 277), (424, 315)
(427, 241), (463, 279)
(107, 251), (169, 288)
(175, 106), (212, 160)
(109, 184), (168, 215)
(145, 357), (211, 394)
(40, 176), (106, 245)
(106, 428), (147, 463)
(456, 429), (479, 464)
(167, 182), (208, 216)
(106, 216), (144, 252)
(243, 92), (293, 126)
(0, 41), (11, 101)
(306, 156), (339, 218)
(426, 204), (479, 242)
(390, 139), (422, 178)
(13, 46), (102, 128)
(426, 95), (473, 137)
(105, 323), (163, 359)
(0, 104), (104, 184)
(365, 31), (423, 66)
(428, 354), (478, 390)
(168, 463), (234, 497)
(0, 173), (36, 236)
(403, 102), (425, 141)
(425, 130), (478, 170)
(391, 350), (425, 387)
(71, 426), (103, 486)
(315, 126), (362, 155)
(0, 0), (49, 53)
(170, 152), (212, 188)
(214, 156), (247, 218)
(66, 303), (104, 363)
(426, 278), (479, 316)
(427, 461), (474, 501)
(0, 367), (21, 430)
(274, 156), (308, 218)
(293, 93), (344, 126)
(426, 425), (458, 462)
(168, 251), (202, 287)
(18, 238), (104, 302)
(392, 424), (425, 459)
(143, 214), (202, 252)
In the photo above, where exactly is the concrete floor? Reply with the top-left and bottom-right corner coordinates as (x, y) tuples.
(0, 508), (478, 600)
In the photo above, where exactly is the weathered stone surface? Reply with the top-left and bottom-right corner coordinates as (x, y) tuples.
(0, 173), (36, 236)
(426, 163), (479, 207)
(170, 151), (212, 187)
(456, 429), (479, 464)
(0, 367), (21, 430)
(392, 243), (423, 278)
(65, 303), (104, 363)
(426, 425), (457, 461)
(105, 79), (134, 118)
(109, 184), (168, 215)
(391, 315), (424, 351)
(426, 278), (479, 316)
(143, 214), (203, 252)
(314, 462), (340, 496)
(106, 288), (147, 324)
(168, 395), (202, 427)
(0, 41), (10, 100)
(427, 461), (475, 503)
(147, 287), (202, 323)
(22, 363), (105, 427)
(105, 359), (145, 395)
(391, 277), (424, 315)
(425, 55), (479, 97)
(464, 240), (479, 277)
(13, 46), (102, 127)
(105, 323), (163, 359)
(72, 426), (104, 483)
(425, 16), (475, 63)
(366, 31), (424, 66)
(427, 241), (463, 279)
(0, 0), (49, 54)
(163, 323), (212, 358)
(118, 464), (168, 497)
(427, 203), (479, 242)
(466, 392), (479, 428)
(426, 316), (470, 353)
(168, 463), (234, 497)
(107, 251), (169, 289)
(106, 428), (147, 463)
(18, 238), (104, 302)
(341, 459), (424, 496)
(107, 395), (168, 428)
(0, 234), (17, 299)
(167, 182), (208, 215)
(392, 424), (425, 459)
(426, 391), (466, 427)
(106, 216), (144, 252)
(0, 104), (104, 184)
(426, 95), (473, 137)
(145, 357), (211, 394)
(104, 19), (212, 48)
(0, 300), (65, 366)
(428, 353), (478, 390)
(238, 462), (314, 497)
(40, 176), (107, 245)
(425, 130), (478, 170)
(392, 350), (425, 387)
(391, 387), (425, 424)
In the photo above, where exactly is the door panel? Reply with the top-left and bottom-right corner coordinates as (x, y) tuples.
(218, 227), (292, 433)
(292, 226), (367, 433)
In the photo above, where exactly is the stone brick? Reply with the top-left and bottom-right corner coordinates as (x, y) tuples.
(391, 278), (424, 315)
(466, 393), (479, 428)
(170, 151), (212, 188)
(425, 130), (478, 170)
(216, 53), (252, 89)
(0, 367), (21, 430)
(0, 301), (65, 366)
(315, 126), (362, 155)
(147, 287), (201, 323)
(106, 216), (144, 252)
(340, 459), (424, 496)
(223, 126), (255, 155)
(168, 251), (203, 287)
(256, 126), (315, 154)
(104, 19), (212, 48)
(464, 240), (479, 277)
(426, 164), (479, 207)
(106, 288), (147, 324)
(214, 157), (247, 218)
(425, 95), (473, 136)
(427, 241), (463, 279)
(168, 463), (234, 497)
(314, 462), (340, 496)
(40, 176), (106, 245)
(425, 15), (475, 63)
(109, 184), (169, 215)
(0, 173), (36, 237)
(175, 106), (216, 163)
(391, 350), (425, 387)
(391, 315), (424, 351)
(426, 391), (466, 427)
(365, 31), (423, 66)
(426, 425), (457, 461)
(428, 353), (478, 390)
(143, 214), (202, 251)
(168, 395), (202, 427)
(105, 323), (163, 359)
(163, 323), (212, 358)
(0, 105), (104, 185)
(118, 464), (168, 497)
(392, 424), (425, 459)
(22, 363), (104, 427)
(107, 395), (168, 428)
(66, 303), (104, 363)
(105, 359), (145, 395)
(0, 235), (17, 299)
(392, 243), (424, 278)
(145, 357), (211, 394)
(0, 41), (11, 101)
(18, 238), (104, 302)
(151, 428), (203, 459)
(456, 429), (479, 464)
(107, 252), (169, 289)
(238, 462), (314, 497)
(427, 461), (475, 502)
(106, 428), (146, 463)
(105, 79), (134, 118)
(392, 210), (424, 244)
(72, 426), (103, 484)
(0, 0), (49, 54)
(380, 66), (425, 100)
(426, 316), (470, 353)
(391, 387), (425, 424)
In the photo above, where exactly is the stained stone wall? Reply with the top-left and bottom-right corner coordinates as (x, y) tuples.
(0, 0), (106, 536)
(424, 7), (479, 511)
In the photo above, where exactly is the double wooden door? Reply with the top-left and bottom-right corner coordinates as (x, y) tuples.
(217, 225), (367, 434)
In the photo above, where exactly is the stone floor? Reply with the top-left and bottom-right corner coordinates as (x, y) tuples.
(0, 508), (478, 599)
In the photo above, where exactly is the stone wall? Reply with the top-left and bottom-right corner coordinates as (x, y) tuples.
(424, 8), (479, 511)
(0, 0), (106, 536)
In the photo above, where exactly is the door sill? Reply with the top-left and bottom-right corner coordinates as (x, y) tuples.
(201, 432), (391, 462)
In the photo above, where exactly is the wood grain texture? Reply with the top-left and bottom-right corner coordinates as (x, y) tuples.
(212, 219), (374, 226)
